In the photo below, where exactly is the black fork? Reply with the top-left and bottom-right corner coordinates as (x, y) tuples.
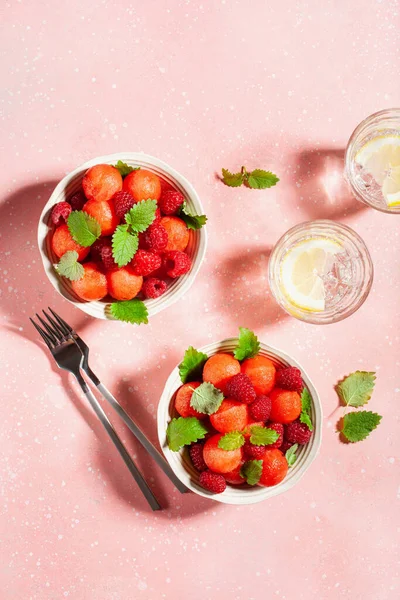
(31, 311), (162, 511)
(46, 307), (188, 494)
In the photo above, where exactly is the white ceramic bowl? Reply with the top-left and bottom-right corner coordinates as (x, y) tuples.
(157, 338), (322, 504)
(38, 153), (207, 320)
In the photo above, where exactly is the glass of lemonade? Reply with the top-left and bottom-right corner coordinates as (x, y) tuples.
(345, 108), (400, 213)
(268, 220), (373, 324)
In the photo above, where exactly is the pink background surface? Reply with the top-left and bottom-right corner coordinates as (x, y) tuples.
(1, 1), (399, 599)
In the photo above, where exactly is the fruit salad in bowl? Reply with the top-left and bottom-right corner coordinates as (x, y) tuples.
(157, 328), (322, 504)
(38, 153), (207, 323)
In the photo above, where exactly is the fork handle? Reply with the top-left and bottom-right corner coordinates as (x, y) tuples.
(75, 376), (161, 511)
(96, 382), (188, 494)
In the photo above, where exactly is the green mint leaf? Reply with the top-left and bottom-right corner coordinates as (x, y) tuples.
(240, 460), (263, 486)
(189, 382), (224, 415)
(336, 371), (376, 408)
(285, 444), (298, 467)
(166, 417), (208, 451)
(341, 411), (382, 443)
(299, 388), (313, 431)
(221, 168), (244, 187)
(249, 426), (279, 446)
(218, 431), (245, 451)
(233, 327), (260, 361)
(67, 211), (101, 247)
(54, 250), (84, 281)
(178, 346), (208, 383)
(112, 225), (139, 267)
(125, 199), (157, 233)
(299, 412), (313, 431)
(179, 202), (208, 231)
(113, 160), (140, 178)
(110, 299), (148, 325)
(246, 169), (279, 189)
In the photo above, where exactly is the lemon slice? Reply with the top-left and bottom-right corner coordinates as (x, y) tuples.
(280, 238), (342, 312)
(382, 165), (400, 207)
(355, 135), (400, 206)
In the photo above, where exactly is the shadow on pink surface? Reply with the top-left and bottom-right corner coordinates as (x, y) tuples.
(93, 371), (216, 517)
(216, 247), (288, 329)
(292, 147), (368, 221)
(0, 180), (93, 329)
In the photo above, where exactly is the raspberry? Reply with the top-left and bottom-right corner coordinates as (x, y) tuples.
(143, 222), (168, 252)
(189, 443), (207, 472)
(164, 251), (191, 278)
(51, 201), (72, 226)
(275, 367), (303, 392)
(90, 238), (111, 262)
(243, 441), (266, 460)
(100, 245), (117, 270)
(113, 190), (136, 220)
(142, 278), (168, 299)
(266, 422), (284, 448)
(69, 190), (87, 211)
(131, 250), (162, 276)
(249, 395), (271, 421)
(154, 207), (162, 222)
(280, 440), (293, 455)
(199, 470), (226, 494)
(285, 420), (312, 445)
(225, 373), (256, 404)
(159, 190), (185, 215)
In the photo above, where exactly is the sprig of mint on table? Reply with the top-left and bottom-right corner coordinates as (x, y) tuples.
(221, 166), (279, 189)
(336, 371), (382, 442)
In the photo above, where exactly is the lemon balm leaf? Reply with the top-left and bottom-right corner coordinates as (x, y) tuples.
(67, 211), (101, 247)
(179, 202), (207, 230)
(336, 371), (376, 408)
(246, 169), (279, 189)
(221, 168), (244, 187)
(299, 388), (313, 431)
(125, 199), (157, 233)
(249, 426), (279, 446)
(190, 382), (224, 415)
(110, 300), (148, 325)
(112, 225), (139, 267)
(113, 160), (140, 177)
(240, 460), (263, 485)
(218, 431), (245, 451)
(341, 411), (382, 443)
(166, 417), (208, 451)
(234, 327), (260, 361)
(285, 444), (298, 467)
(54, 251), (84, 281)
(178, 346), (208, 383)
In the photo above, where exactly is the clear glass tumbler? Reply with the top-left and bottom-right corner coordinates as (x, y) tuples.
(268, 220), (373, 324)
(345, 108), (400, 214)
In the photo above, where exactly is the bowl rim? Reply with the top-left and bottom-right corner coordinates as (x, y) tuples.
(37, 152), (208, 320)
(157, 337), (322, 505)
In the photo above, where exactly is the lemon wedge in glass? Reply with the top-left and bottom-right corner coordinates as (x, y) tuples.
(280, 238), (342, 312)
(355, 134), (400, 207)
